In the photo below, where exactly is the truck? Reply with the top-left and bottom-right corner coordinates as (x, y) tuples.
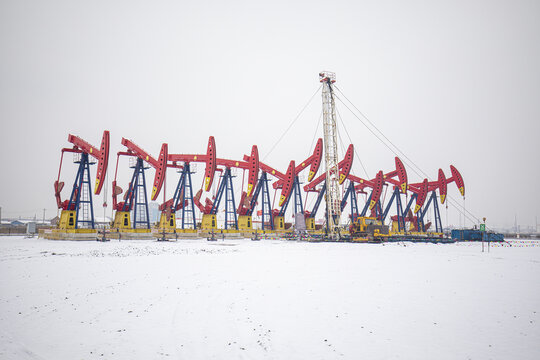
(349, 216), (390, 242)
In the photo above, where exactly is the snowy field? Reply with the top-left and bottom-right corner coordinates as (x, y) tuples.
(1, 236), (539, 360)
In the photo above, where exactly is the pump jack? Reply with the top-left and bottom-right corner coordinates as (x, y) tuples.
(160, 136), (218, 232)
(173, 136), (259, 231)
(111, 139), (168, 232)
(311, 156), (405, 239)
(241, 138), (324, 231)
(347, 162), (463, 235)
(54, 131), (110, 231)
(345, 157), (408, 225)
(398, 165), (465, 233)
(258, 161), (296, 230)
(341, 160), (462, 236)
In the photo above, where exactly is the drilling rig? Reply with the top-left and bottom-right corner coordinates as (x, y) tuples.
(320, 71), (341, 239)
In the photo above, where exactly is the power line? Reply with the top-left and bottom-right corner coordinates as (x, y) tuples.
(333, 93), (418, 175)
(308, 109), (323, 157)
(336, 116), (347, 162)
(263, 85), (322, 161)
(335, 106), (370, 178)
(334, 85), (482, 225)
(334, 86), (427, 178)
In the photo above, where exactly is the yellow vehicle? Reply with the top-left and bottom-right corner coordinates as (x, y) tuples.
(350, 216), (390, 242)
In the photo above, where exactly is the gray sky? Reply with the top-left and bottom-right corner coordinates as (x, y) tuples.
(1, 0), (539, 229)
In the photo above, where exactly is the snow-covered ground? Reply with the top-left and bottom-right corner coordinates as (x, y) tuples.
(1, 236), (539, 360)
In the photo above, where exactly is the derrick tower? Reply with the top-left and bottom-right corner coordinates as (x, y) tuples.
(320, 71), (341, 238)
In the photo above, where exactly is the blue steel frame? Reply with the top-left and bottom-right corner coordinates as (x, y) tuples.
(171, 163), (197, 229)
(292, 176), (304, 215)
(400, 193), (427, 232)
(278, 176), (303, 217)
(211, 167), (238, 229)
(247, 172), (274, 230)
(308, 182), (326, 219)
(402, 193), (418, 217)
(380, 187), (405, 232)
(416, 191), (442, 233)
(340, 181), (359, 222)
(68, 152), (95, 229)
(359, 192), (382, 219)
(121, 158), (150, 229)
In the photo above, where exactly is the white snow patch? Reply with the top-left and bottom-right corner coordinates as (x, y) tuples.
(0, 236), (539, 359)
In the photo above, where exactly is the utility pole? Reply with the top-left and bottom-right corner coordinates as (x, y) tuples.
(320, 71), (341, 239)
(43, 208), (46, 225)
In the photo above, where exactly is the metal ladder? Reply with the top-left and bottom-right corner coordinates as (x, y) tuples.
(132, 158), (150, 229)
(348, 181), (359, 222)
(293, 176), (304, 215)
(260, 172), (274, 230)
(224, 168), (238, 229)
(181, 164), (196, 229)
(74, 153), (95, 229)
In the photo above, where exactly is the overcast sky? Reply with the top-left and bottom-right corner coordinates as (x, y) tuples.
(1, 0), (539, 229)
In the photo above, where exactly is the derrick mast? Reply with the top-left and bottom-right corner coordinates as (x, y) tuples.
(320, 71), (341, 237)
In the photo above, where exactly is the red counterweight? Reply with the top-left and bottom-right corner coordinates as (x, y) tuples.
(449, 165), (465, 197)
(407, 165), (464, 208)
(303, 144), (354, 193)
(369, 171), (385, 210)
(438, 169), (447, 204)
(378, 157), (408, 194)
(169, 136), (218, 192)
(413, 179), (429, 213)
(204, 137), (217, 191)
(254, 159), (296, 207)
(279, 161), (296, 206)
(338, 144), (354, 184)
(272, 138), (323, 190)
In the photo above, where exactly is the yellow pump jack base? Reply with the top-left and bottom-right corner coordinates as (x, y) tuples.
(238, 215), (252, 230)
(273, 216), (285, 231)
(112, 211), (131, 230)
(305, 217), (315, 231)
(109, 211), (151, 233)
(157, 213), (177, 233)
(58, 210), (77, 230)
(201, 214), (217, 230)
